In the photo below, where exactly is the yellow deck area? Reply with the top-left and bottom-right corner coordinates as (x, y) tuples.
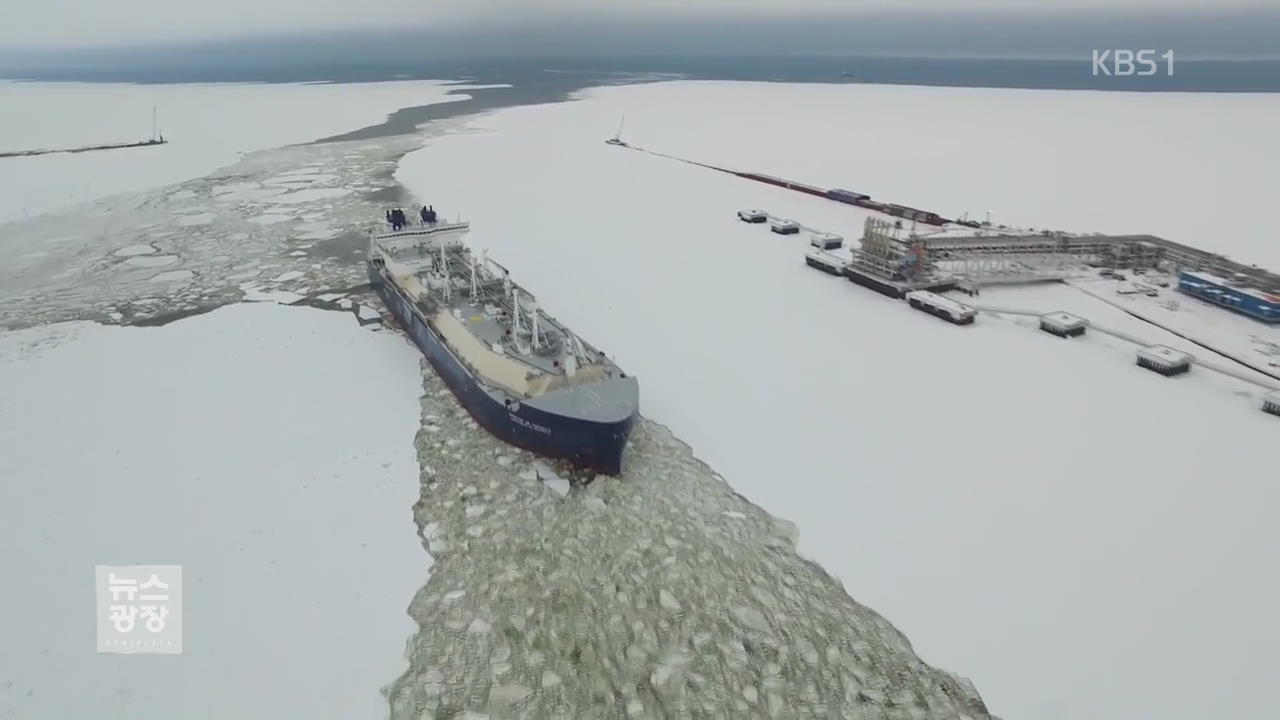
(431, 308), (534, 395)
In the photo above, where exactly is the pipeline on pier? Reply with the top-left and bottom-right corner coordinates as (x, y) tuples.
(606, 138), (953, 227)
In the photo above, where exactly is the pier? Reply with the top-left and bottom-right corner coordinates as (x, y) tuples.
(756, 205), (1279, 299)
(611, 136), (1280, 297)
(631, 133), (1280, 414)
(1, 108), (167, 160)
(0, 138), (167, 159)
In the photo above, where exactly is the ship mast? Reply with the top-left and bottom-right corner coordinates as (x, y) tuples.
(563, 334), (586, 377)
(439, 240), (450, 302)
(529, 299), (541, 350)
(512, 288), (522, 340)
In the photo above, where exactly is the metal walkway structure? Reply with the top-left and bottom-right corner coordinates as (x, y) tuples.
(970, 302), (1280, 390)
(863, 222), (1280, 292)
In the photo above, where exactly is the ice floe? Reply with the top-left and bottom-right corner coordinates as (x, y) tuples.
(149, 269), (194, 284)
(390, 368), (993, 718)
(123, 254), (180, 268)
(113, 244), (157, 257)
(176, 212), (215, 227)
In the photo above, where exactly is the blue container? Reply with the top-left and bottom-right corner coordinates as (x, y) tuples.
(1177, 271), (1280, 323)
(826, 188), (869, 203)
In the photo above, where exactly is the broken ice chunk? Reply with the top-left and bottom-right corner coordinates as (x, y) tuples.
(534, 461), (570, 496)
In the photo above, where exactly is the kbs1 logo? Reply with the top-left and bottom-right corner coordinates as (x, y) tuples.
(1092, 50), (1175, 77)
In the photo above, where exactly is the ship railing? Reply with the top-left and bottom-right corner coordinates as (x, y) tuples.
(375, 219), (470, 236)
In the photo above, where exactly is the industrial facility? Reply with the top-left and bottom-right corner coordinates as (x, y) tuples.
(633, 138), (1280, 317)
(711, 145), (1279, 417)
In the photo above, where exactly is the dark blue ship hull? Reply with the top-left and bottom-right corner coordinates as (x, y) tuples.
(368, 262), (635, 475)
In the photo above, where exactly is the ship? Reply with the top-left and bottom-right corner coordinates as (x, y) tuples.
(368, 207), (639, 475)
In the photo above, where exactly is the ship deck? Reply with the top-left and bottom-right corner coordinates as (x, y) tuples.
(373, 221), (625, 398)
(449, 300), (563, 376)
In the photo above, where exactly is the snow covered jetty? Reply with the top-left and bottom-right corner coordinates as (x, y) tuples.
(805, 249), (848, 276)
(906, 290), (977, 325)
(0, 137), (166, 159)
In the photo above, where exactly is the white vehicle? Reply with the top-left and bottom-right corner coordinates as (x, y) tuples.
(737, 209), (767, 223)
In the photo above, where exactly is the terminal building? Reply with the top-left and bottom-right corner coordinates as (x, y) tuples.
(1177, 271), (1280, 323)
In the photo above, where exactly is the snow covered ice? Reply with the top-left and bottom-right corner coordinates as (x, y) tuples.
(0, 79), (468, 223)
(390, 370), (992, 719)
(4, 75), (1279, 720)
(397, 80), (1280, 720)
(0, 303), (425, 719)
(0, 79), (500, 330)
(0, 131), (428, 329)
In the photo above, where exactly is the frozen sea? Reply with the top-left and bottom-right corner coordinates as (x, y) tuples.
(0, 79), (482, 223)
(0, 304), (426, 718)
(0, 79), (466, 720)
(2, 76), (1278, 719)
(396, 81), (1280, 720)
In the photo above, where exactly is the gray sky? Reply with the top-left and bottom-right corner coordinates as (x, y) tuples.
(3, 0), (1273, 49)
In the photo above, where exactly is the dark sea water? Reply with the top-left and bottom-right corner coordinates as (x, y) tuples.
(9, 55), (1280, 93)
